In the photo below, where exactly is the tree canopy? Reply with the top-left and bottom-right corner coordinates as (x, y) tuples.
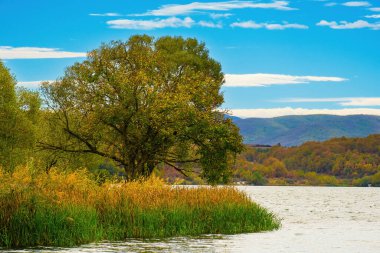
(41, 35), (243, 183)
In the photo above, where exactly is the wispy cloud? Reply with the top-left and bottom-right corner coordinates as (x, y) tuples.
(107, 17), (195, 29)
(342, 1), (371, 7)
(230, 21), (308, 30)
(136, 1), (295, 16)
(279, 97), (380, 106)
(224, 74), (347, 87)
(0, 46), (86, 59)
(365, 14), (380, 18)
(325, 1), (372, 7)
(89, 13), (122, 17)
(370, 7), (380, 11)
(210, 13), (232, 19)
(317, 20), (380, 29)
(198, 20), (223, 28)
(228, 107), (380, 118)
(17, 80), (54, 89)
(340, 98), (380, 106)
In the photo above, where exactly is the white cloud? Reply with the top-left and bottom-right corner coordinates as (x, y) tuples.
(137, 1), (295, 16)
(17, 80), (54, 89)
(325, 2), (337, 6)
(365, 14), (380, 18)
(198, 21), (223, 28)
(342, 98), (380, 106)
(89, 13), (122, 17)
(317, 19), (380, 29)
(223, 74), (347, 87)
(231, 21), (262, 28)
(0, 46), (86, 59)
(230, 20), (308, 30)
(370, 7), (380, 11)
(107, 17), (195, 29)
(342, 1), (371, 7)
(228, 107), (380, 118)
(280, 97), (380, 106)
(210, 13), (232, 19)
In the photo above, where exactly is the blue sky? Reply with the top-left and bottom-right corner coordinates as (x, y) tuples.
(1, 0), (380, 118)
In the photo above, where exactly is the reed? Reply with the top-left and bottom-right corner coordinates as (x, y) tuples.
(0, 166), (280, 248)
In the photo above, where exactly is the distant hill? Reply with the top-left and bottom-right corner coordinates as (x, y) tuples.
(231, 115), (380, 146)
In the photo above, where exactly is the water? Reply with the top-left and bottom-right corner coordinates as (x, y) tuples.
(4, 186), (380, 253)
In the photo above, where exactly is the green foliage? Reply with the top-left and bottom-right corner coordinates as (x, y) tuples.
(242, 170), (267, 185)
(41, 35), (243, 183)
(304, 172), (339, 186)
(99, 202), (279, 239)
(0, 61), (41, 171)
(1, 203), (100, 248)
(353, 171), (380, 187)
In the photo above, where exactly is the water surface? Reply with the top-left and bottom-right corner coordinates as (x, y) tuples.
(4, 186), (380, 253)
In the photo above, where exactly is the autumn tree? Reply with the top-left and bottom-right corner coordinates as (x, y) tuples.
(40, 35), (243, 183)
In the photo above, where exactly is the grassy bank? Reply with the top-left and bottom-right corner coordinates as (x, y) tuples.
(0, 167), (280, 248)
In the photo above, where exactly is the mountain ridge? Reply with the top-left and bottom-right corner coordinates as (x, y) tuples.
(231, 114), (380, 146)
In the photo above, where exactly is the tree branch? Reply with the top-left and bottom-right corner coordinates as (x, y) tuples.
(164, 161), (190, 177)
(165, 158), (200, 164)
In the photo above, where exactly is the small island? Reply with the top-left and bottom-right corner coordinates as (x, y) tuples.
(0, 36), (279, 249)
(0, 167), (280, 248)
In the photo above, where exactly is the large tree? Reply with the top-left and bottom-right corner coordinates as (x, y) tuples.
(41, 35), (243, 183)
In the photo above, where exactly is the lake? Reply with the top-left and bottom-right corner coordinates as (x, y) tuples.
(4, 186), (380, 253)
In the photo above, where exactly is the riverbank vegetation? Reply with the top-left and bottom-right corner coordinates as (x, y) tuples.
(0, 166), (280, 248)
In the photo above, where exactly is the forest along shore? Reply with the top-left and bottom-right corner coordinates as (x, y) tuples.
(160, 135), (380, 186)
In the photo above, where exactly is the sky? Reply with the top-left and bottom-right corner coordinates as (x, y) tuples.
(1, 0), (380, 118)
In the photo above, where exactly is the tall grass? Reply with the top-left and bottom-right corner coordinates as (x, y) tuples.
(0, 166), (280, 248)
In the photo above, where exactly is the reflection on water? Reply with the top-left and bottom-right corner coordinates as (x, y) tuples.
(3, 186), (380, 253)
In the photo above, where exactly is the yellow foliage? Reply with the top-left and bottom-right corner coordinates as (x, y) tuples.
(0, 166), (252, 212)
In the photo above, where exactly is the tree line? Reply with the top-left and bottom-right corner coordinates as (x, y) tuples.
(232, 135), (380, 186)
